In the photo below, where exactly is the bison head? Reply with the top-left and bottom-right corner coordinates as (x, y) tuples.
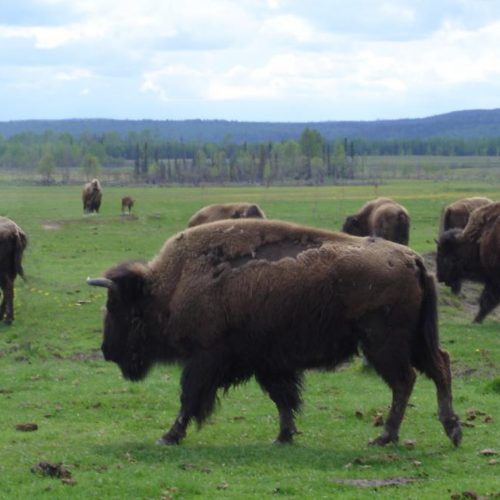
(88, 262), (158, 382)
(343, 216), (363, 236)
(436, 229), (464, 294)
(232, 205), (264, 220)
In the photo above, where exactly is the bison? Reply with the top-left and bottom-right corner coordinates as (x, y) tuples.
(121, 196), (135, 214)
(440, 197), (492, 234)
(88, 219), (461, 448)
(188, 202), (266, 228)
(82, 179), (103, 214)
(0, 217), (27, 324)
(343, 198), (411, 245)
(437, 202), (500, 322)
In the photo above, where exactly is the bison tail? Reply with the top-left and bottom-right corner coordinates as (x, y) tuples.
(14, 230), (27, 280)
(397, 212), (410, 245)
(413, 259), (441, 374)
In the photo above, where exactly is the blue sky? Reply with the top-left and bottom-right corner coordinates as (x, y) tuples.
(2, 0), (500, 122)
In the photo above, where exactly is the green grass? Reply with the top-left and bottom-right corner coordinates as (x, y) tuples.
(1, 181), (500, 500)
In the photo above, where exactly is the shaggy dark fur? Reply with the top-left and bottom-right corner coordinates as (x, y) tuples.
(121, 196), (134, 214)
(90, 219), (461, 448)
(440, 197), (492, 234)
(82, 179), (103, 214)
(437, 202), (500, 322)
(0, 217), (27, 324)
(343, 198), (411, 245)
(188, 202), (266, 228)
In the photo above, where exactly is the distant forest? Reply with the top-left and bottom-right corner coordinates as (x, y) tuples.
(2, 109), (500, 185)
(3, 108), (500, 142)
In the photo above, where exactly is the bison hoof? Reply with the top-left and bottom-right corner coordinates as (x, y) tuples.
(446, 423), (463, 447)
(369, 433), (398, 447)
(3, 318), (12, 326)
(157, 434), (182, 446)
(274, 428), (301, 444)
(473, 315), (484, 324)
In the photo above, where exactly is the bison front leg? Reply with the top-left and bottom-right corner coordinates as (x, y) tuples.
(369, 367), (416, 447)
(474, 283), (500, 323)
(158, 351), (226, 445)
(255, 369), (303, 444)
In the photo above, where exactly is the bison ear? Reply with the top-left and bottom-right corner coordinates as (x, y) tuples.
(105, 262), (149, 303)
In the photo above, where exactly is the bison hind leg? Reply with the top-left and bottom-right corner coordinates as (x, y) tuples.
(424, 349), (462, 447)
(255, 368), (303, 444)
(364, 345), (416, 447)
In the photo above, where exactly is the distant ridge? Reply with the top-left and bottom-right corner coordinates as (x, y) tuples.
(1, 109), (500, 143)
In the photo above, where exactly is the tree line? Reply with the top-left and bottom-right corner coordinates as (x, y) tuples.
(2, 128), (500, 184)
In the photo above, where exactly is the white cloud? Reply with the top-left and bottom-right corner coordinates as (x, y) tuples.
(55, 68), (93, 81)
(0, 23), (107, 48)
(4, 0), (500, 120)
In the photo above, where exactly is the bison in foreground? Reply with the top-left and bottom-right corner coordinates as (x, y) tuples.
(188, 202), (266, 228)
(437, 202), (500, 322)
(343, 198), (411, 245)
(121, 196), (135, 214)
(82, 179), (103, 214)
(0, 217), (27, 324)
(88, 219), (461, 448)
(440, 197), (492, 234)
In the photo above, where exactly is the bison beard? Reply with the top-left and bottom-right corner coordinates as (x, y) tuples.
(89, 220), (461, 448)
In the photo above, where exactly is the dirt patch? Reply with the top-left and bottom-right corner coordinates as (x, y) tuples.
(330, 477), (418, 487)
(68, 349), (103, 362)
(41, 220), (63, 231)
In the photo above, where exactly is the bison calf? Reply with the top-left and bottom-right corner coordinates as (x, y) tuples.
(82, 179), (103, 214)
(437, 202), (500, 322)
(188, 202), (265, 228)
(89, 219), (461, 448)
(0, 217), (27, 324)
(343, 198), (410, 245)
(121, 197), (134, 214)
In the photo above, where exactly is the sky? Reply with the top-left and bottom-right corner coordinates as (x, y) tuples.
(2, 0), (500, 122)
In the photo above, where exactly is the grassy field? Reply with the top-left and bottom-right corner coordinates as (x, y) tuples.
(1, 181), (500, 500)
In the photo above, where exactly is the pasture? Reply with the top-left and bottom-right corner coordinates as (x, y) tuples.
(1, 181), (500, 500)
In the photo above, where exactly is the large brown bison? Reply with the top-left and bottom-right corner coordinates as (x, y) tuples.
(440, 197), (492, 234)
(88, 219), (461, 448)
(343, 198), (411, 245)
(437, 202), (500, 322)
(188, 202), (266, 228)
(121, 196), (135, 214)
(0, 217), (27, 324)
(82, 179), (103, 214)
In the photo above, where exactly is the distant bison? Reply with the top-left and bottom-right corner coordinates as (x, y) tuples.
(82, 179), (103, 214)
(188, 202), (266, 228)
(437, 202), (500, 322)
(88, 219), (461, 448)
(0, 217), (27, 324)
(343, 198), (410, 245)
(121, 197), (135, 214)
(440, 197), (493, 234)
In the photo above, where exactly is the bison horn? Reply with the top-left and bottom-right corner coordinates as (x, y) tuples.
(86, 277), (118, 292)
